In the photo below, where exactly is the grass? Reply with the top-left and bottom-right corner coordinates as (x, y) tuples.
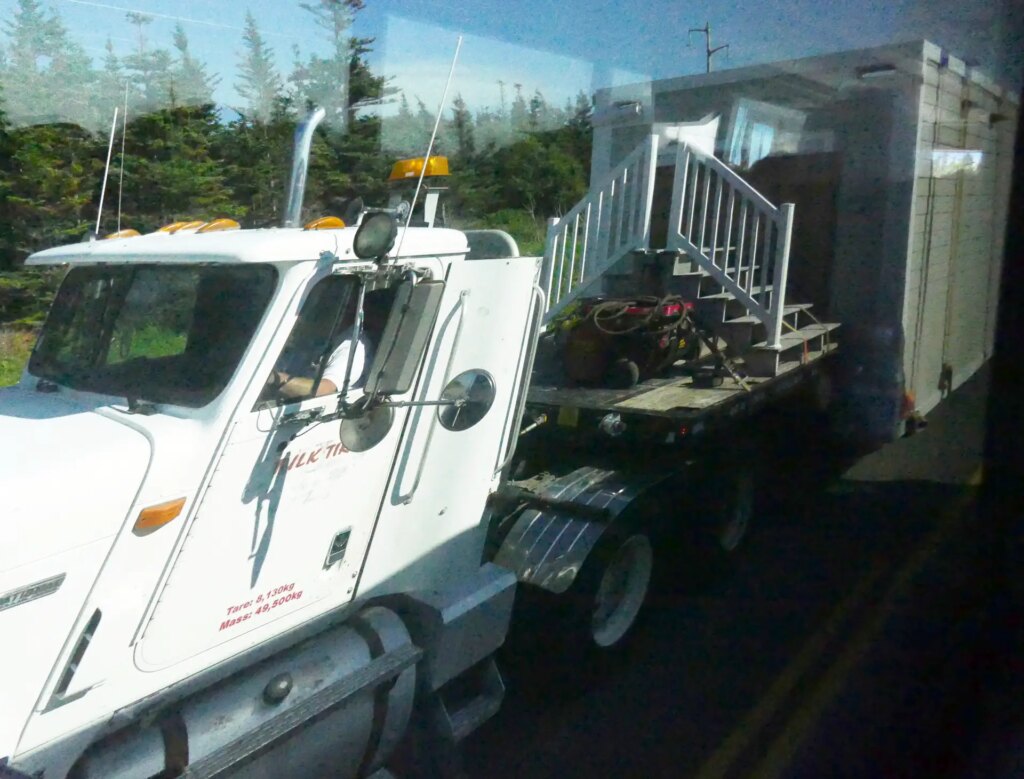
(0, 329), (35, 387)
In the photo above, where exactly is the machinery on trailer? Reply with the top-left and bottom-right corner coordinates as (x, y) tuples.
(0, 108), (840, 778)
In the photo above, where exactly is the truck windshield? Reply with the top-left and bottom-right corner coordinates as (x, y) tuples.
(29, 264), (277, 407)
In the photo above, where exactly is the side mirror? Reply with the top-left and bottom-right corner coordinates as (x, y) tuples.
(353, 211), (398, 260)
(364, 280), (445, 397)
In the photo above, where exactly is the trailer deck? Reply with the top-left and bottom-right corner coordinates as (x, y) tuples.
(526, 345), (838, 440)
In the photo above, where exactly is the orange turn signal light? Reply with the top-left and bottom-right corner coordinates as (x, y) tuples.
(133, 497), (186, 535)
(103, 229), (141, 240)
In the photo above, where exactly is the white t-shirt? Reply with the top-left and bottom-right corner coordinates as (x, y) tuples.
(320, 329), (373, 391)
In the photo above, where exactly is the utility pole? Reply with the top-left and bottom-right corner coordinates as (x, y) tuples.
(688, 21), (729, 73)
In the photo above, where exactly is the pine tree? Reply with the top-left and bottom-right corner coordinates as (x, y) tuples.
(7, 122), (101, 252)
(93, 39), (127, 128)
(119, 105), (238, 230)
(509, 83), (528, 134)
(0, 89), (17, 268)
(291, 0), (365, 130)
(171, 24), (218, 107)
(236, 11), (283, 123)
(121, 12), (174, 114)
(451, 94), (475, 160)
(1, 0), (96, 128)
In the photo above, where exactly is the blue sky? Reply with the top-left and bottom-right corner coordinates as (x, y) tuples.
(1, 0), (1020, 117)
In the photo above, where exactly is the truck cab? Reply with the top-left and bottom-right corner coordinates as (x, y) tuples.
(0, 206), (542, 777)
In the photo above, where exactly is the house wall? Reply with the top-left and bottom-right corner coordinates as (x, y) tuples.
(903, 43), (1018, 414)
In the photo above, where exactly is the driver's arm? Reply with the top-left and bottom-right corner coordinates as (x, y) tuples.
(266, 370), (337, 399)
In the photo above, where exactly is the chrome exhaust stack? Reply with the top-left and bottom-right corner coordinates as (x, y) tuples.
(283, 106), (327, 228)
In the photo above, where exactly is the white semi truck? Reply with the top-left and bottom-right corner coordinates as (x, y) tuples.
(0, 110), (839, 778)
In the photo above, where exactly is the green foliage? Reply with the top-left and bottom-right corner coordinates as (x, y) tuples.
(2, 0), (97, 128)
(0, 0), (595, 332)
(7, 123), (99, 254)
(108, 324), (187, 364)
(119, 105), (239, 231)
(0, 328), (35, 386)
(460, 209), (547, 257)
(0, 269), (60, 327)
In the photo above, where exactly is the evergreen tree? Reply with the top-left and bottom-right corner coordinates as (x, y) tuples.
(7, 122), (100, 252)
(119, 105), (237, 230)
(236, 11), (283, 123)
(509, 83), (528, 134)
(2, 0), (96, 128)
(94, 39), (127, 127)
(291, 0), (364, 130)
(122, 12), (174, 114)
(0, 90), (17, 268)
(171, 24), (218, 107)
(528, 89), (547, 131)
(383, 92), (425, 157)
(451, 94), (475, 160)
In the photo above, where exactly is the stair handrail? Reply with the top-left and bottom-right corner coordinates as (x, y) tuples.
(666, 142), (794, 349)
(541, 134), (659, 322)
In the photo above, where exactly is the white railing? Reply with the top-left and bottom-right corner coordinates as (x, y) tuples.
(666, 143), (794, 349)
(541, 135), (659, 322)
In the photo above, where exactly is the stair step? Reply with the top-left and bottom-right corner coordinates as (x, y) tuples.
(698, 284), (774, 302)
(750, 322), (840, 352)
(724, 303), (812, 326)
(742, 323), (840, 377)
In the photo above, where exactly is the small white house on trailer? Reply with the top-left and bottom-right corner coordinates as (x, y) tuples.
(591, 40), (1018, 417)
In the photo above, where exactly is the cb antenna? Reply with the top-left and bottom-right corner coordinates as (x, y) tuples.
(688, 21), (729, 73)
(392, 35), (463, 262)
(95, 106), (119, 237)
(116, 81), (129, 233)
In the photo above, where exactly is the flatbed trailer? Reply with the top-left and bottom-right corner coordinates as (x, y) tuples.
(524, 346), (837, 447)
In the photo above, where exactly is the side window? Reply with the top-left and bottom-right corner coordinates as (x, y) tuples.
(258, 275), (359, 407)
(257, 277), (400, 409)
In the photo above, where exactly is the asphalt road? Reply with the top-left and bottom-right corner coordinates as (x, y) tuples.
(458, 367), (992, 779)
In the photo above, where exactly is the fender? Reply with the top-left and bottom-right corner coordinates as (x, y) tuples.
(490, 465), (674, 594)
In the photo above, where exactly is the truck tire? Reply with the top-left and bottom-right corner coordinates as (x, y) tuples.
(585, 532), (655, 646)
(715, 469), (755, 553)
(506, 528), (654, 674)
(692, 466), (755, 554)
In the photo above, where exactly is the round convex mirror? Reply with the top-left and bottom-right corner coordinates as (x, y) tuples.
(353, 211), (398, 259)
(339, 404), (394, 452)
(437, 370), (496, 431)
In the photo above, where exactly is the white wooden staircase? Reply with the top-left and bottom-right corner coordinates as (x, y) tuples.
(540, 136), (838, 377)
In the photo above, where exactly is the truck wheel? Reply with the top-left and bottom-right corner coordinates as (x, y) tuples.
(716, 470), (754, 553)
(580, 532), (654, 649)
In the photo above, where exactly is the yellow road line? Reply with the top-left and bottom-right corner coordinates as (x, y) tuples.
(693, 561), (888, 779)
(694, 465), (984, 779)
(751, 466), (983, 778)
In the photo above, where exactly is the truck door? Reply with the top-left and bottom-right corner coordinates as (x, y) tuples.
(137, 273), (413, 669)
(355, 257), (541, 596)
